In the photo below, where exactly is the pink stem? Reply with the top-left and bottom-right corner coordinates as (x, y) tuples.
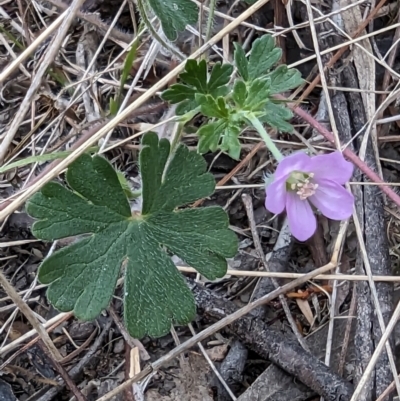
(286, 99), (400, 208)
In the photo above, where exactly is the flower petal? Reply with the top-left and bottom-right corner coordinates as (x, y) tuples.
(309, 179), (354, 220)
(265, 174), (289, 214)
(309, 152), (353, 184)
(286, 192), (317, 241)
(275, 152), (312, 180)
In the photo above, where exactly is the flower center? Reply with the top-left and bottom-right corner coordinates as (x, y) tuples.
(286, 171), (318, 201)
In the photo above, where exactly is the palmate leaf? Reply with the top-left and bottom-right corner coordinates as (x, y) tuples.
(26, 133), (237, 339)
(234, 35), (282, 82)
(147, 0), (198, 41)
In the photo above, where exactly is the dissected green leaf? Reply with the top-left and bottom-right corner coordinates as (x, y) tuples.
(233, 80), (247, 107)
(198, 120), (242, 160)
(197, 120), (226, 154)
(207, 63), (234, 95)
(162, 84), (197, 104)
(244, 77), (271, 110)
(27, 133), (237, 339)
(160, 35), (303, 160)
(233, 43), (249, 81)
(259, 101), (294, 132)
(248, 35), (282, 81)
(161, 60), (233, 115)
(268, 65), (304, 94)
(147, 0), (198, 41)
(180, 59), (208, 92)
(176, 99), (198, 115)
(220, 125), (241, 160)
(196, 94), (229, 119)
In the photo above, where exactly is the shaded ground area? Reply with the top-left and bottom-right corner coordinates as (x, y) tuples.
(2, 0), (400, 400)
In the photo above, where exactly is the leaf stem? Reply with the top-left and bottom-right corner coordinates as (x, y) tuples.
(170, 122), (186, 154)
(247, 114), (283, 162)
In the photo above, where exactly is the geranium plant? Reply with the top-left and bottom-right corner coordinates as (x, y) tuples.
(26, 34), (355, 339)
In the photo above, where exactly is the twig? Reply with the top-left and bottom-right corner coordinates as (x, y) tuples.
(60, 328), (98, 364)
(191, 280), (353, 400)
(353, 208), (400, 396)
(192, 141), (264, 208)
(217, 340), (247, 401)
(242, 194), (308, 350)
(0, 313), (71, 359)
(109, 306), (150, 361)
(351, 300), (400, 401)
(338, 59), (399, 397)
(36, 319), (113, 401)
(378, 11), (400, 112)
(176, 266), (400, 282)
(0, 11), (67, 84)
(124, 341), (134, 401)
(304, 0), (340, 146)
(38, 340), (87, 401)
(295, 0), (388, 103)
(42, 0), (134, 45)
(376, 373), (400, 401)
(0, 271), (62, 361)
(188, 323), (237, 400)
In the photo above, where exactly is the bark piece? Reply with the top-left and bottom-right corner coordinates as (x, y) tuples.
(190, 281), (354, 401)
(217, 340), (248, 401)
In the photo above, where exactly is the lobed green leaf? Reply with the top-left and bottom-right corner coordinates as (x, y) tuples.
(268, 65), (304, 94)
(220, 125), (241, 160)
(27, 133), (237, 339)
(161, 60), (233, 115)
(197, 121), (226, 154)
(259, 101), (294, 132)
(180, 60), (208, 93)
(232, 80), (247, 107)
(233, 43), (249, 81)
(248, 35), (282, 81)
(196, 94), (229, 119)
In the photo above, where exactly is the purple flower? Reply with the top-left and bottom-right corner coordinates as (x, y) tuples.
(265, 151), (354, 241)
